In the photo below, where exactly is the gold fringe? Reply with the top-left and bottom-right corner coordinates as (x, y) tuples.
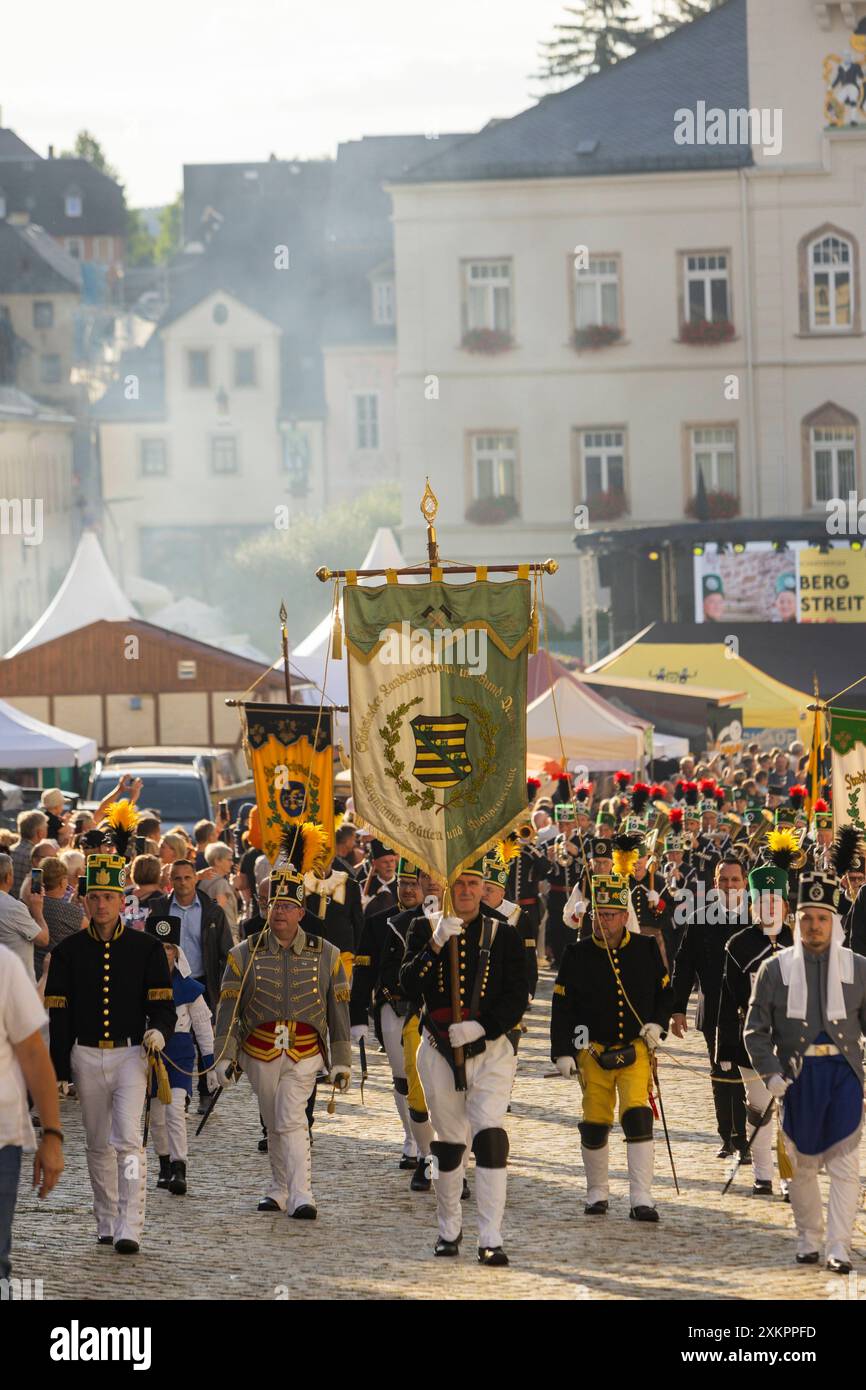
(331, 609), (343, 659)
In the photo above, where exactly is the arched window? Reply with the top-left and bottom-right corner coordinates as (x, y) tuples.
(799, 225), (860, 334)
(802, 403), (860, 509)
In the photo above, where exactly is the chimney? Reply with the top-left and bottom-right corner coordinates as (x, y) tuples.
(48, 143), (54, 159)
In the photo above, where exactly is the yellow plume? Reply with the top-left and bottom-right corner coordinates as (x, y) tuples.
(104, 799), (139, 832)
(612, 847), (639, 879)
(767, 828), (799, 856)
(496, 838), (520, 866)
(299, 821), (330, 876)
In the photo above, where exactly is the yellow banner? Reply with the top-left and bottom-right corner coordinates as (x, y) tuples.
(243, 704), (334, 865)
(799, 548), (866, 622)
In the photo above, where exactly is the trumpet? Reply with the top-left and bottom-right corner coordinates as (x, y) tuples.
(515, 821), (535, 843)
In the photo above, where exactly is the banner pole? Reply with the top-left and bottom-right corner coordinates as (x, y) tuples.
(279, 601), (292, 702)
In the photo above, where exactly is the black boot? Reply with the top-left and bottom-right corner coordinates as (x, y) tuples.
(410, 1156), (432, 1193)
(156, 1154), (171, 1189)
(168, 1160), (187, 1196)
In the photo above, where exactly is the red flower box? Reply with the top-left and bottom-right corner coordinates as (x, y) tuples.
(679, 318), (736, 345)
(684, 490), (740, 520)
(465, 494), (520, 525)
(572, 324), (622, 350)
(586, 490), (628, 522)
(461, 327), (514, 354)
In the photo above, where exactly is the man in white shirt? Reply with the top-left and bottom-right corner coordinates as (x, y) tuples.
(0, 944), (64, 1280)
(0, 853), (49, 984)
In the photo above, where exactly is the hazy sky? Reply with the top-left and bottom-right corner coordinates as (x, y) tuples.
(1, 0), (661, 206)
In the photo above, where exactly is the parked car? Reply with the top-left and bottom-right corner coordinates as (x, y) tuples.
(87, 763), (212, 836)
(99, 746), (244, 791)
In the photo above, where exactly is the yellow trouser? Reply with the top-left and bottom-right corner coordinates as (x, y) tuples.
(577, 1041), (651, 1127)
(339, 951), (354, 985)
(402, 1011), (427, 1114)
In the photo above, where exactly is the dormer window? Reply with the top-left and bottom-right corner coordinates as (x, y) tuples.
(64, 188), (82, 218)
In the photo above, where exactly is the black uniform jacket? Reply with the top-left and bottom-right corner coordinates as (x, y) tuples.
(303, 874), (364, 956)
(716, 923), (793, 1067)
(350, 904), (417, 1026)
(551, 930), (671, 1059)
(400, 911), (528, 1057)
(45, 920), (176, 1081)
(669, 901), (750, 1036)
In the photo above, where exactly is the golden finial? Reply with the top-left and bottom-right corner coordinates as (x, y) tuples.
(279, 600), (288, 625)
(420, 478), (439, 525)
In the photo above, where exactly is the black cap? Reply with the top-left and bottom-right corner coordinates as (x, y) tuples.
(145, 913), (182, 948)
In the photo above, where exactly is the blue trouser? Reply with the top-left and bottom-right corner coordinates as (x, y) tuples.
(0, 1145), (22, 1282)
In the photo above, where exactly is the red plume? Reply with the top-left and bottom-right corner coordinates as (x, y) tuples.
(698, 778), (717, 794)
(614, 770), (631, 788)
(813, 798), (829, 813)
(650, 783), (668, 800)
(669, 807), (684, 828)
(789, 784), (808, 808)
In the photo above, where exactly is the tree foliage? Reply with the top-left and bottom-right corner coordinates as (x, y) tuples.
(154, 192), (183, 264)
(536, 0), (656, 87)
(214, 483), (402, 654)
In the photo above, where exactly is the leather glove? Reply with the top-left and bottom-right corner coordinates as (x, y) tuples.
(200, 1054), (217, 1092)
(646, 889), (660, 907)
(329, 1066), (351, 1092)
(58, 1080), (71, 1098)
(718, 1060), (733, 1072)
(142, 1029), (165, 1052)
(555, 1055), (577, 1078)
(640, 1022), (663, 1051)
(767, 1073), (791, 1098)
(350, 1024), (369, 1043)
(214, 1059), (239, 1088)
(448, 1019), (485, 1047)
(431, 914), (463, 948)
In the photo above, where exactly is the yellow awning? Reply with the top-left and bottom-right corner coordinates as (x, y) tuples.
(590, 643), (811, 732)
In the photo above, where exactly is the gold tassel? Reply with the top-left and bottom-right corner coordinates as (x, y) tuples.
(777, 1128), (793, 1181)
(331, 609), (343, 659)
(529, 607), (539, 654)
(148, 1051), (173, 1105)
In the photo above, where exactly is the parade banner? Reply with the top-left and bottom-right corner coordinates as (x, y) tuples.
(242, 702), (334, 864)
(829, 706), (866, 833)
(345, 577), (531, 884)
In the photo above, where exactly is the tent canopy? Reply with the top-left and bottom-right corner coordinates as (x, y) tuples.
(0, 698), (97, 769)
(587, 629), (811, 733)
(526, 673), (645, 770)
(5, 530), (137, 658)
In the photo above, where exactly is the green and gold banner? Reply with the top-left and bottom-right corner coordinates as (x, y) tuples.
(242, 703), (334, 865)
(345, 577), (531, 884)
(830, 706), (866, 833)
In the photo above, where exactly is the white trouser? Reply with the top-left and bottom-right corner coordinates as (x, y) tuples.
(581, 1140), (655, 1208)
(71, 1043), (148, 1245)
(381, 1003), (416, 1157)
(739, 1066), (774, 1182)
(418, 1033), (513, 1248)
(784, 1129), (862, 1263)
(243, 1052), (320, 1213)
(149, 1087), (188, 1162)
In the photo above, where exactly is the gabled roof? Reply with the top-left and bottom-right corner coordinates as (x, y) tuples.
(0, 385), (74, 423)
(0, 128), (40, 161)
(0, 220), (82, 294)
(0, 156), (125, 234)
(395, 0), (749, 185)
(5, 530), (137, 658)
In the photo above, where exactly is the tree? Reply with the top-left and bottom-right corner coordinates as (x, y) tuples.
(653, 0), (727, 29)
(125, 208), (156, 267)
(536, 0), (656, 88)
(59, 130), (122, 185)
(154, 192), (183, 263)
(214, 482), (402, 654)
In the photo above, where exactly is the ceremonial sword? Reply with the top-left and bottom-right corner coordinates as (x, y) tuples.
(195, 1062), (239, 1137)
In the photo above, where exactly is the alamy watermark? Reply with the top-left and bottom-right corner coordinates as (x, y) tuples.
(0, 497), (43, 546)
(378, 621), (488, 676)
(674, 101), (783, 158)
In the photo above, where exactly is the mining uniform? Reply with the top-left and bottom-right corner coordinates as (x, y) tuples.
(506, 846), (547, 996)
(303, 868), (364, 984)
(400, 913), (528, 1252)
(630, 876), (676, 973)
(149, 953), (215, 1190)
(45, 920), (176, 1247)
(717, 923), (793, 1185)
(551, 930), (671, 1213)
(545, 839), (584, 968)
(351, 903), (424, 1160)
(214, 925), (351, 1214)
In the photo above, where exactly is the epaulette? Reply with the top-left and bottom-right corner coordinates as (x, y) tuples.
(304, 934), (323, 954)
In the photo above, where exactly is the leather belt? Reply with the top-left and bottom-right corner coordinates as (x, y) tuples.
(805, 1043), (839, 1057)
(77, 1036), (143, 1050)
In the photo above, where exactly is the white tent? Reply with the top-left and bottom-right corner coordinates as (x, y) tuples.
(288, 528), (412, 717)
(5, 530), (137, 658)
(525, 673), (645, 770)
(0, 698), (97, 769)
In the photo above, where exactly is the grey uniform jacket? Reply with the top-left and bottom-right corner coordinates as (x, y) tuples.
(214, 924), (351, 1072)
(744, 945), (866, 1085)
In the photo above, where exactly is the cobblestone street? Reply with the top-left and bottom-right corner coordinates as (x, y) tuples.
(12, 972), (863, 1301)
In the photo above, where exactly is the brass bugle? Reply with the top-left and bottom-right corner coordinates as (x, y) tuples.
(515, 822), (535, 842)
